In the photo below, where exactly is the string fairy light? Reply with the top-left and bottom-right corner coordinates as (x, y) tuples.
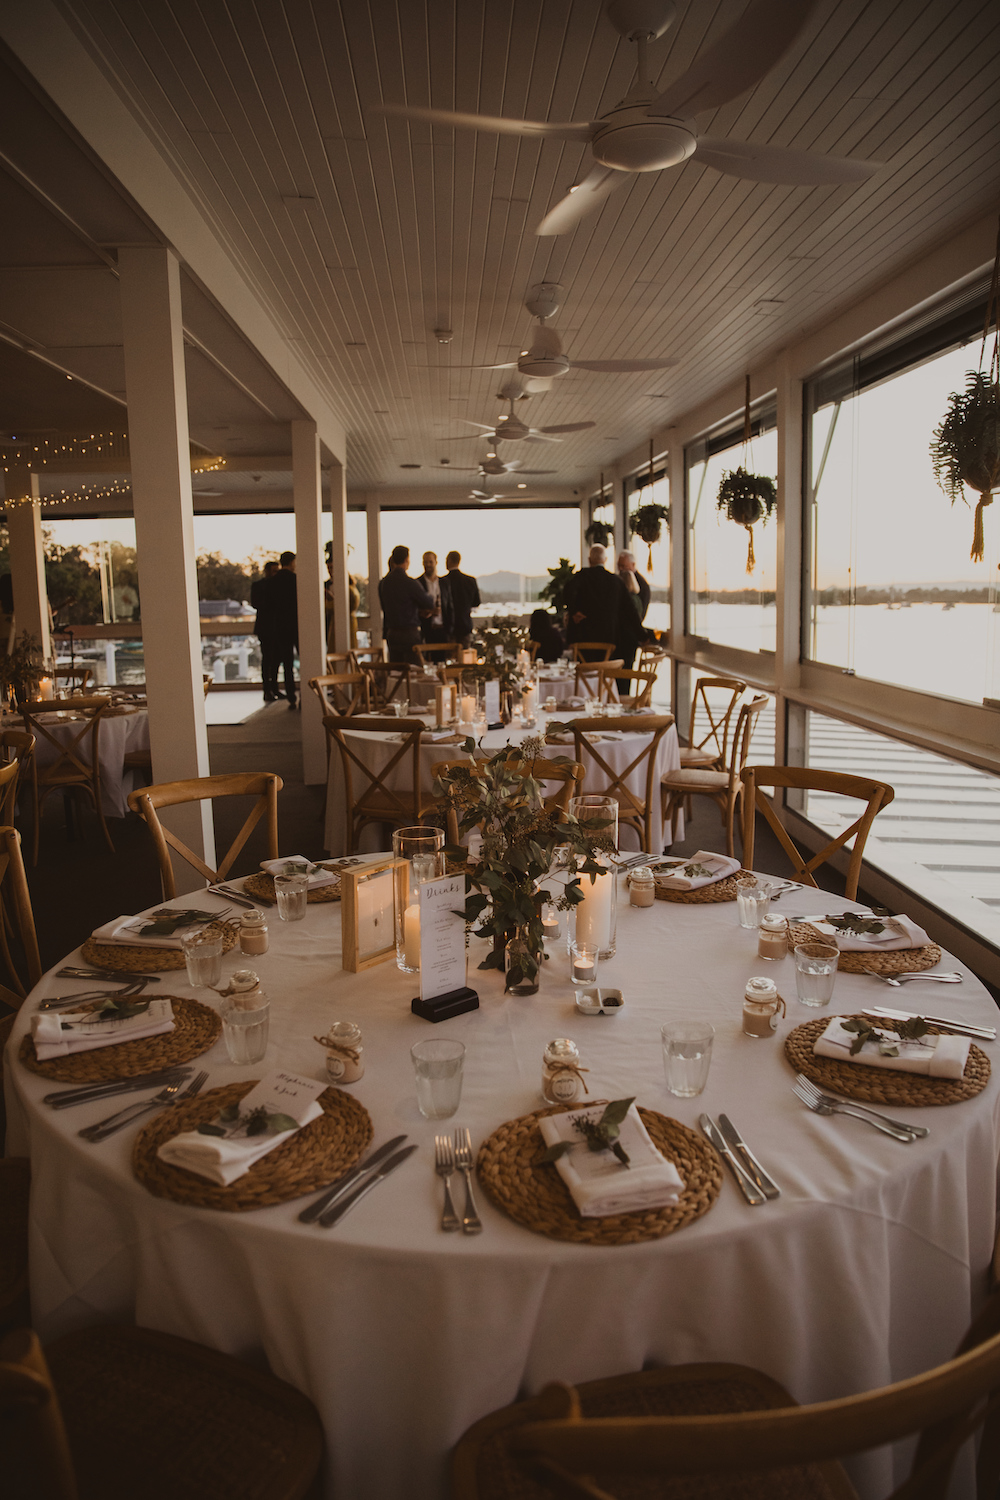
(0, 430), (225, 509)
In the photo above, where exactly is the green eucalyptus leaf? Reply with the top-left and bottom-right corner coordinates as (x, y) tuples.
(601, 1097), (635, 1128)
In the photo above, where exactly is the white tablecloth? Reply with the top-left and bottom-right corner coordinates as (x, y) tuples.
(323, 711), (681, 856)
(5, 881), (997, 1499)
(22, 707), (150, 818)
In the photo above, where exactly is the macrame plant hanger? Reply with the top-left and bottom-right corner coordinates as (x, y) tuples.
(741, 375), (756, 574)
(645, 440), (655, 569)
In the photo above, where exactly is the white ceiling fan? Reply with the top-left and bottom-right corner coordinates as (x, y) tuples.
(437, 450), (557, 477)
(376, 0), (876, 238)
(460, 392), (597, 443)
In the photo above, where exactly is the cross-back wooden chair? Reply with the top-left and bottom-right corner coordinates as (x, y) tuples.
(453, 1288), (1000, 1500)
(602, 666), (658, 709)
(325, 715), (437, 851)
(53, 665), (93, 694)
(568, 714), (675, 853)
(0, 1324), (325, 1500)
(575, 661), (623, 702)
(308, 672), (370, 718)
(741, 765), (895, 901)
(413, 642), (460, 668)
(661, 694), (769, 855)
(637, 643), (669, 671)
(127, 772), (282, 900)
(363, 660), (411, 710)
(0, 825), (41, 1008)
(20, 700), (114, 864)
(325, 651), (356, 673)
(0, 733), (32, 824)
(571, 642), (615, 692)
(681, 675), (746, 770)
(432, 755), (585, 843)
(352, 643), (386, 668)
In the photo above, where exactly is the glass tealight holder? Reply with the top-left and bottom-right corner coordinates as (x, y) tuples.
(541, 902), (561, 943)
(570, 941), (599, 985)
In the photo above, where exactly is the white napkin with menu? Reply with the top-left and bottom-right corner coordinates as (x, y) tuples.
(814, 1017), (970, 1079)
(31, 999), (175, 1060)
(655, 851), (742, 892)
(801, 914), (931, 951)
(89, 913), (216, 951)
(260, 856), (337, 890)
(538, 1104), (684, 1218)
(157, 1071), (326, 1186)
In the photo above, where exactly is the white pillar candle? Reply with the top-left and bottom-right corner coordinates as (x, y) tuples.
(460, 694), (476, 723)
(38, 677), (53, 700)
(447, 683), (457, 721)
(521, 685), (535, 719)
(434, 685), (447, 727)
(575, 870), (612, 950)
(403, 904), (421, 968)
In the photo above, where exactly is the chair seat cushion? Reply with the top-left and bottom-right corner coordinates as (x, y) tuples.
(679, 748), (721, 768)
(661, 768), (729, 791)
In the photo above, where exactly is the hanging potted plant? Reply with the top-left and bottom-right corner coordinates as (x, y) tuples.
(930, 229), (1000, 562)
(716, 376), (777, 574)
(584, 518), (614, 548)
(628, 502), (670, 570)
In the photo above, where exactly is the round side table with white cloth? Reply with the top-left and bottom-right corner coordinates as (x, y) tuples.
(18, 705), (150, 818)
(323, 710), (682, 855)
(5, 878), (997, 1500)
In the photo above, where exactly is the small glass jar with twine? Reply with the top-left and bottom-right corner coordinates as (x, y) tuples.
(542, 1038), (589, 1104)
(316, 1020), (364, 1084)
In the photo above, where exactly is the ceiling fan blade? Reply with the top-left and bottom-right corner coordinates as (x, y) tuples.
(523, 433), (564, 443)
(696, 136), (877, 185)
(650, 0), (820, 118)
(374, 103), (595, 143)
(517, 469), (558, 475)
(571, 358), (678, 372)
(458, 420), (499, 431)
(538, 421), (596, 434)
(535, 164), (629, 237)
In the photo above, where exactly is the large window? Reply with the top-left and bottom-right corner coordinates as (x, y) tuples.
(805, 296), (999, 704)
(686, 410), (777, 654)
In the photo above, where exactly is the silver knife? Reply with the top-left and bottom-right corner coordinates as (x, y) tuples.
(45, 1068), (193, 1108)
(298, 1135), (408, 1223)
(717, 1114), (781, 1200)
(862, 1006), (995, 1040)
(318, 1145), (418, 1228)
(699, 1115), (766, 1206)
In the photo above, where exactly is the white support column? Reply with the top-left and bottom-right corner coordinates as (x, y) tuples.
(5, 466), (51, 658)
(774, 350), (803, 769)
(292, 420), (327, 785)
(328, 460), (350, 653)
(119, 246), (214, 892)
(667, 434), (687, 718)
(613, 474), (627, 559)
(579, 502), (589, 563)
(365, 494), (382, 648)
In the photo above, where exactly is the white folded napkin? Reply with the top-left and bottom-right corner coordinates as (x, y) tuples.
(157, 1071), (326, 1186)
(814, 1017), (970, 1079)
(655, 851), (742, 891)
(422, 729), (461, 743)
(538, 1103), (684, 1218)
(90, 912), (217, 951)
(31, 998), (175, 1060)
(801, 914), (931, 951)
(260, 856), (337, 890)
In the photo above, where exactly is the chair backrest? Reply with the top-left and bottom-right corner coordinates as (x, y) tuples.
(432, 755), (585, 842)
(0, 1327), (79, 1500)
(568, 715), (675, 848)
(127, 772), (283, 900)
(53, 665), (93, 692)
(687, 676), (746, 764)
(324, 715), (426, 848)
(741, 764), (894, 901)
(0, 743), (26, 824)
(21, 702), (108, 789)
(308, 672), (370, 717)
(723, 695), (770, 792)
(325, 651), (356, 673)
(507, 1299), (1000, 1500)
(602, 667), (657, 709)
(575, 661), (623, 699)
(570, 643), (615, 662)
(363, 660), (411, 709)
(352, 644), (387, 666)
(0, 825), (41, 1001)
(413, 642), (460, 666)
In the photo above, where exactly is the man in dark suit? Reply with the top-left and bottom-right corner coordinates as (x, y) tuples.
(564, 544), (642, 670)
(378, 545), (435, 663)
(261, 550), (298, 708)
(251, 560), (280, 702)
(441, 551), (480, 645)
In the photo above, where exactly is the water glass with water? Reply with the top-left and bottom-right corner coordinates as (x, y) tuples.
(392, 699), (410, 718)
(411, 1037), (465, 1119)
(661, 1022), (715, 1098)
(793, 943), (839, 1007)
(221, 994), (270, 1064)
(274, 872), (309, 921)
(736, 876), (771, 929)
(181, 928), (223, 987)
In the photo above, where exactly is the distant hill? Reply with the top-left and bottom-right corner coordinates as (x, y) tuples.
(477, 570), (551, 601)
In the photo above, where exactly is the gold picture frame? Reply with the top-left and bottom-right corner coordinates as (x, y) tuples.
(340, 857), (407, 972)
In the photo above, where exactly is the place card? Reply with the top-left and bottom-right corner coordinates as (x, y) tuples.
(341, 857), (407, 971)
(418, 872), (467, 1001)
(484, 680), (500, 722)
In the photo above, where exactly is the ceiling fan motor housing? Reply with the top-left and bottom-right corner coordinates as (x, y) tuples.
(592, 110), (696, 171)
(518, 323), (570, 378)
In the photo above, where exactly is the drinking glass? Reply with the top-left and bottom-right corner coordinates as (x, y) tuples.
(411, 1037), (465, 1119)
(794, 943), (839, 1007)
(392, 826), (445, 973)
(392, 699), (410, 718)
(736, 876), (771, 929)
(569, 794), (619, 851)
(221, 995), (270, 1064)
(274, 872), (309, 921)
(181, 928), (223, 987)
(661, 1022), (715, 1098)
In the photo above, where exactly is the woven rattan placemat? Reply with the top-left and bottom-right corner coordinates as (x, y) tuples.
(785, 1014), (990, 1106)
(477, 1104), (722, 1245)
(787, 921), (942, 974)
(654, 870), (751, 905)
(133, 1080), (373, 1211)
(19, 996), (221, 1082)
(80, 920), (238, 974)
(243, 872), (342, 905)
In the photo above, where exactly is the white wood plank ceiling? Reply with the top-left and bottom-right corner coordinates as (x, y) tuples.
(49, 0), (1000, 491)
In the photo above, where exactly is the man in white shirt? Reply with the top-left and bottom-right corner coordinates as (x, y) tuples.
(418, 550), (447, 644)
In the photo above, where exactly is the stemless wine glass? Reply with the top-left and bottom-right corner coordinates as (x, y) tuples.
(411, 1038), (465, 1119)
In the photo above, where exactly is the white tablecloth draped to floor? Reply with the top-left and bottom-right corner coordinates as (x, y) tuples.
(323, 710), (681, 855)
(18, 706), (150, 817)
(6, 877), (997, 1500)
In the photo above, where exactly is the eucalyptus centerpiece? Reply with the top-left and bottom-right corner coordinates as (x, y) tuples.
(434, 738), (614, 994)
(715, 377), (777, 574)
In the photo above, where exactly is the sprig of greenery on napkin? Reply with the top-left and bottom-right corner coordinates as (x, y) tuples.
(136, 907), (216, 937)
(541, 1097), (636, 1169)
(824, 912), (887, 937)
(840, 1016), (931, 1057)
(196, 1102), (299, 1139)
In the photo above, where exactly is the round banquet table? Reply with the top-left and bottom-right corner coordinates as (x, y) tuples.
(8, 704), (150, 818)
(6, 878), (999, 1500)
(323, 708), (682, 856)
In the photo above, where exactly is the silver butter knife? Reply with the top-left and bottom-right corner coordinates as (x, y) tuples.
(318, 1144), (418, 1228)
(862, 1006), (995, 1040)
(298, 1135), (408, 1223)
(699, 1115), (766, 1206)
(717, 1114), (781, 1200)
(45, 1068), (193, 1109)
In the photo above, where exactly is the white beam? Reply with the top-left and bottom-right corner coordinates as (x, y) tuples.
(119, 246), (214, 891)
(292, 420), (326, 784)
(365, 495), (383, 649)
(4, 465), (51, 658)
(328, 461), (350, 653)
(774, 350), (803, 769)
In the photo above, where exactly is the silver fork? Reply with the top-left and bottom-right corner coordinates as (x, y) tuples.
(453, 1127), (483, 1235)
(792, 1076), (923, 1142)
(434, 1135), (461, 1232)
(860, 966), (963, 987)
(79, 1070), (209, 1143)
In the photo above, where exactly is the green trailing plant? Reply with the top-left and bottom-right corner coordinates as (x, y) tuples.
(537, 558), (576, 616)
(628, 502), (670, 568)
(931, 371), (1000, 563)
(584, 519), (614, 548)
(0, 630), (43, 704)
(716, 467), (777, 574)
